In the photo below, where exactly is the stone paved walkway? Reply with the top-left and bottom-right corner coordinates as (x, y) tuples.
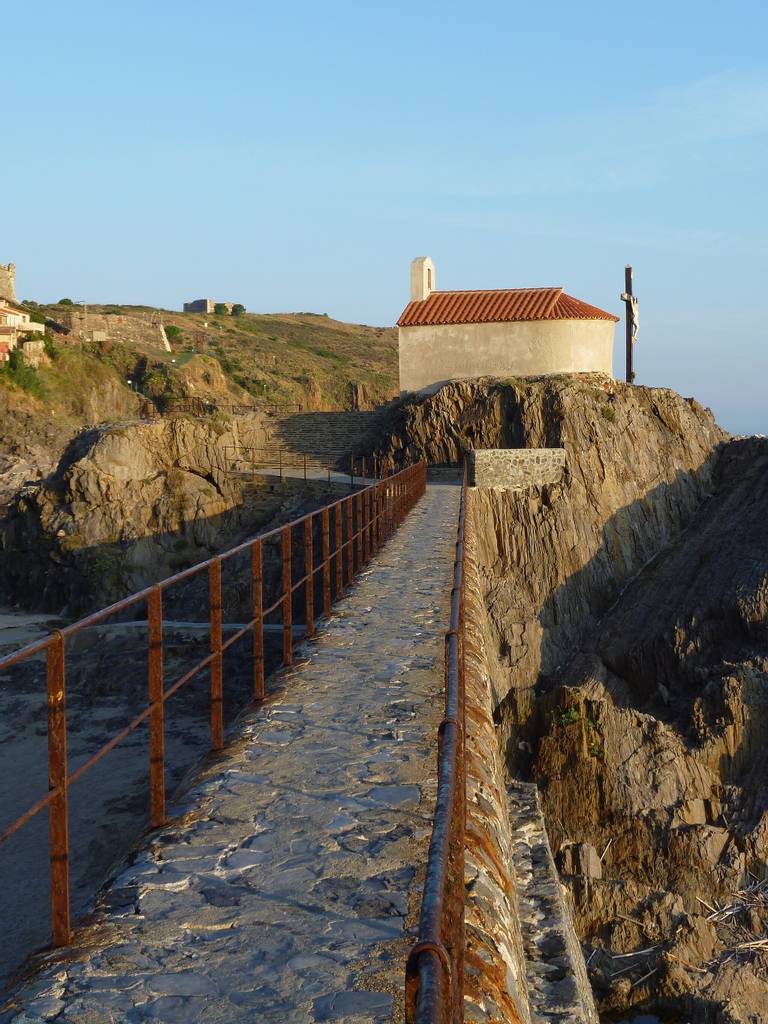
(3, 482), (460, 1024)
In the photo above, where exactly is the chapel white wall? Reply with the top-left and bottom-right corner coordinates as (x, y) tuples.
(398, 319), (615, 393)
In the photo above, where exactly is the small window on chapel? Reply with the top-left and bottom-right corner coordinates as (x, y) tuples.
(427, 268), (432, 290)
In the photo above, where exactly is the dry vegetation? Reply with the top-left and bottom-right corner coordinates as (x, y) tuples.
(69, 304), (400, 411)
(0, 305), (399, 450)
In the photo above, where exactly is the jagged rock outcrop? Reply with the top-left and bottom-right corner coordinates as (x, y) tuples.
(0, 414), (270, 613)
(409, 376), (725, 714)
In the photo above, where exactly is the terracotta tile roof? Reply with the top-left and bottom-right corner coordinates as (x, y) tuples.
(397, 287), (619, 327)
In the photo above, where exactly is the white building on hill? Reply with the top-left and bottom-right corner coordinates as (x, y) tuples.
(0, 297), (44, 363)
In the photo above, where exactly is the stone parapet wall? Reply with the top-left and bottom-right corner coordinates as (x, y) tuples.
(469, 448), (566, 489)
(463, 492), (598, 1023)
(463, 518), (530, 1023)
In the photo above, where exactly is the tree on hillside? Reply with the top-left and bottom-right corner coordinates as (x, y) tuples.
(58, 298), (74, 305)
(231, 303), (246, 316)
(214, 303), (230, 316)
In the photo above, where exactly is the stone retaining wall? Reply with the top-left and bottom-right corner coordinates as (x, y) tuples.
(54, 309), (170, 350)
(469, 449), (566, 490)
(462, 493), (598, 1023)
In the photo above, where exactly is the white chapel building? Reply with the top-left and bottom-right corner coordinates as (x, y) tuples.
(397, 257), (618, 394)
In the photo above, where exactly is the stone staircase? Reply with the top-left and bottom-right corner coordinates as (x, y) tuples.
(263, 410), (386, 470)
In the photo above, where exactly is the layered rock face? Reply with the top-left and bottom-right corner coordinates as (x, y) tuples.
(0, 415), (270, 613)
(528, 437), (768, 1021)
(383, 375), (767, 1020)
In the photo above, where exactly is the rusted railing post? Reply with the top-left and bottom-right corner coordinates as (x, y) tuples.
(346, 497), (354, 585)
(252, 539), (264, 699)
(363, 486), (370, 564)
(370, 484), (376, 555)
(378, 482), (383, 543)
(304, 516), (314, 639)
(322, 506), (331, 616)
(282, 525), (292, 666)
(303, 453), (307, 482)
(356, 492), (363, 569)
(370, 486), (376, 555)
(334, 503), (343, 598)
(209, 557), (224, 750)
(147, 587), (165, 828)
(47, 631), (70, 947)
(385, 479), (391, 544)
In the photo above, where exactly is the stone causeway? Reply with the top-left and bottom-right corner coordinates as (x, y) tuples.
(2, 484), (460, 1024)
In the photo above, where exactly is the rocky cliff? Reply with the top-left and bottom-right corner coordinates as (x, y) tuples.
(528, 437), (768, 1022)
(399, 376), (767, 1021)
(0, 415), (271, 613)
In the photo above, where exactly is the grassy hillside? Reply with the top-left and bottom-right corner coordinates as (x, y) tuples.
(162, 308), (398, 409)
(40, 303), (399, 411)
(0, 305), (399, 451)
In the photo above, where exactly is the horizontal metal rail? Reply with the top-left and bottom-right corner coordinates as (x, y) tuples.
(222, 444), (343, 484)
(0, 462), (428, 950)
(221, 445), (395, 486)
(405, 466), (467, 1024)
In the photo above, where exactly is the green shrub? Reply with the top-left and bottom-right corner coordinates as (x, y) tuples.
(58, 297), (74, 305)
(86, 549), (122, 584)
(600, 405), (616, 424)
(559, 707), (580, 727)
(165, 324), (183, 343)
(214, 303), (230, 316)
(43, 334), (59, 360)
(0, 348), (43, 396)
(141, 367), (168, 398)
(231, 303), (246, 316)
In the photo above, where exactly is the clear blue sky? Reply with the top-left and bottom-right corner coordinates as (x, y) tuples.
(4, 1), (767, 432)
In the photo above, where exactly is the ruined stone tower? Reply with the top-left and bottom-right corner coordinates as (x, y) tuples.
(0, 262), (17, 302)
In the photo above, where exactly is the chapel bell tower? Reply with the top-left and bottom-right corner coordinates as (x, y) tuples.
(410, 257), (435, 302)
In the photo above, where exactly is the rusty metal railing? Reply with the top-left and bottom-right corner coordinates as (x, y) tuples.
(222, 445), (341, 483)
(0, 462), (427, 951)
(405, 466), (467, 1023)
(221, 446), (397, 486)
